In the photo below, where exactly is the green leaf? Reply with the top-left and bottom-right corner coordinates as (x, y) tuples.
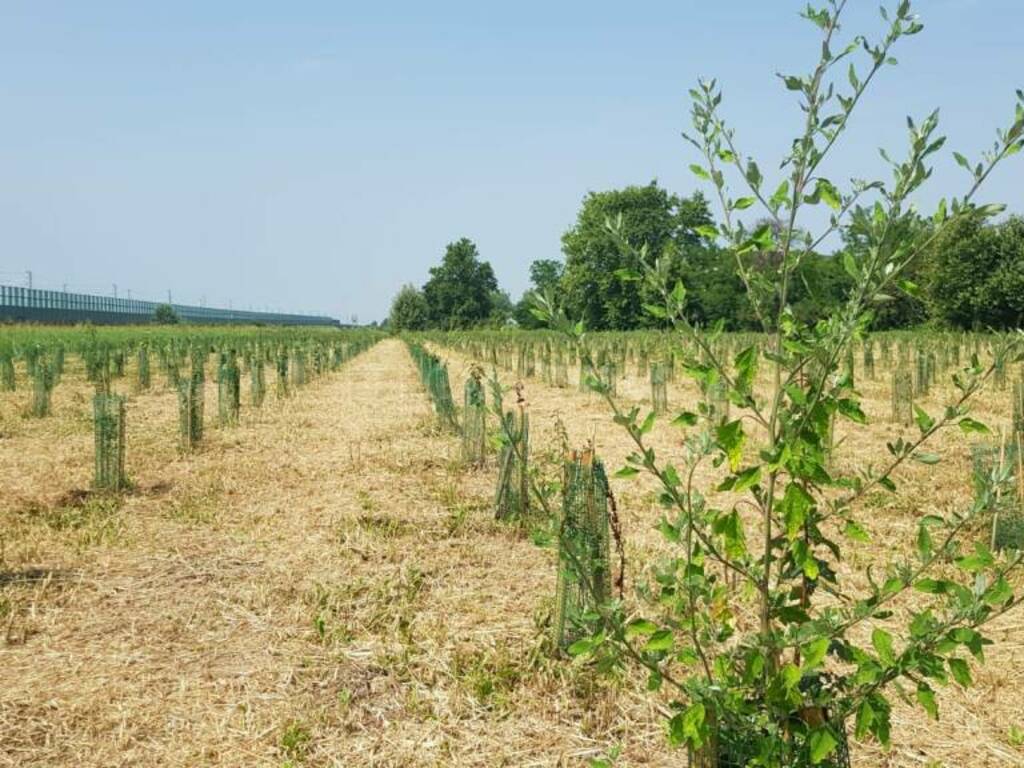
(734, 346), (758, 394)
(567, 638), (594, 657)
(770, 179), (790, 208)
(712, 509), (747, 558)
(837, 398), (866, 424)
(802, 637), (829, 670)
(625, 619), (658, 638)
(670, 280), (687, 307)
(854, 701), (874, 739)
(783, 75), (804, 91)
(953, 627), (986, 661)
(958, 417), (990, 435)
(667, 712), (686, 747)
(948, 657), (972, 688)
(781, 483), (814, 540)
(809, 728), (838, 764)
(899, 279), (921, 297)
(916, 683), (939, 720)
(731, 465), (762, 493)
(913, 406), (935, 434)
(915, 578), (948, 595)
(689, 164), (711, 180)
(639, 411), (657, 435)
(802, 555), (820, 580)
(844, 520), (870, 542)
(613, 268), (641, 282)
(657, 517), (680, 543)
(745, 161), (763, 189)
(669, 702), (706, 747)
(983, 576), (1013, 606)
(912, 452), (941, 465)
(872, 628), (895, 666)
(614, 466), (640, 479)
(733, 196), (756, 210)
(781, 663), (802, 691)
(917, 523), (934, 562)
(716, 419), (746, 471)
(672, 411), (698, 427)
(842, 251), (859, 280)
(816, 178), (842, 211)
(681, 702), (706, 742)
(643, 303), (668, 319)
(955, 542), (994, 573)
(695, 224), (719, 239)
(644, 630), (674, 653)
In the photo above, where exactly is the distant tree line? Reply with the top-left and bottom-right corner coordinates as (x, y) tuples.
(388, 181), (1024, 332)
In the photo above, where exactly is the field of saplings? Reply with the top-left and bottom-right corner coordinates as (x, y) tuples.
(1, 326), (1023, 767)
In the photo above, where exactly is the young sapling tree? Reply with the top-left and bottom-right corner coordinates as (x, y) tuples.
(535, 1), (1024, 764)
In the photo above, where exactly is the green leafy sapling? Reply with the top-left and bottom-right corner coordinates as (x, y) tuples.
(535, 1), (1024, 764)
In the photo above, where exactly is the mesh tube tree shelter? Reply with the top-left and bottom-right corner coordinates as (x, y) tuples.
(291, 347), (307, 388)
(136, 344), (151, 391)
(971, 436), (1024, 552)
(407, 342), (459, 431)
(552, 449), (612, 651)
(178, 372), (204, 451)
(428, 364), (457, 430)
(93, 393), (127, 490)
(218, 352), (241, 426)
(30, 358), (55, 418)
(891, 363), (914, 425)
(494, 405), (529, 521)
(650, 361), (669, 415)
(276, 348), (289, 398)
(250, 356), (266, 407)
(462, 367), (487, 466)
(0, 344), (15, 392)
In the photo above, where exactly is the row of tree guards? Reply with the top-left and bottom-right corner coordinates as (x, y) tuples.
(406, 341), (620, 652)
(406, 329), (1024, 651)
(1, 329), (380, 493)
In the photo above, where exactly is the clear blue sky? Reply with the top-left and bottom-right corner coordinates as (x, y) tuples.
(1, 1), (1020, 323)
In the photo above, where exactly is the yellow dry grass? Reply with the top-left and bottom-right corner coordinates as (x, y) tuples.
(0, 337), (1021, 767)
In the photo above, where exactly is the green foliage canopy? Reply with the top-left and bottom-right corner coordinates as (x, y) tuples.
(388, 284), (430, 331)
(560, 182), (714, 329)
(422, 237), (498, 329)
(927, 216), (1024, 329)
(153, 304), (179, 325)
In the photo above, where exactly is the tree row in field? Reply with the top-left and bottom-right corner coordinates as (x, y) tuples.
(0, 325), (382, 488)
(389, 186), (1024, 336)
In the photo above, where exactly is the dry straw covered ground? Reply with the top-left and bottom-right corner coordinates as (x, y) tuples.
(1, 337), (1022, 767)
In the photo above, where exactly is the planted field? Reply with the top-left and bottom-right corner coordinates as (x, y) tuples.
(1, 327), (1022, 766)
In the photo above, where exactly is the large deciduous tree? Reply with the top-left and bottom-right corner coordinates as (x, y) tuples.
(514, 258), (566, 329)
(529, 259), (564, 295)
(560, 182), (714, 329)
(927, 216), (1024, 329)
(422, 238), (498, 329)
(487, 289), (515, 327)
(388, 284), (430, 331)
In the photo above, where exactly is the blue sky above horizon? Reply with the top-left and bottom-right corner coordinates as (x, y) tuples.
(1, 1), (1021, 323)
